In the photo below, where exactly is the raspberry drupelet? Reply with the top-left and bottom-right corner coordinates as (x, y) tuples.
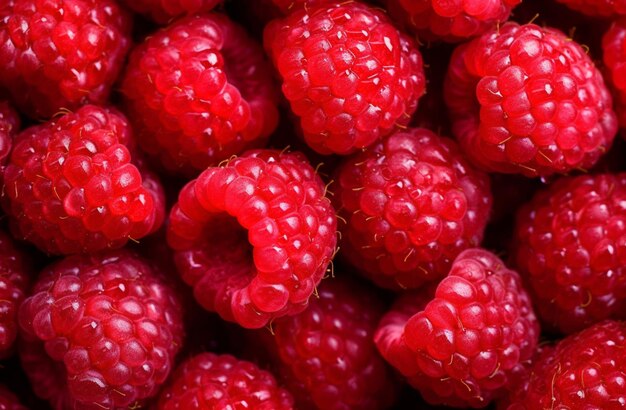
(513, 173), (626, 334)
(263, 1), (426, 155)
(167, 149), (337, 329)
(264, 276), (397, 410)
(505, 320), (626, 409)
(0, 385), (26, 410)
(556, 0), (626, 17)
(335, 128), (492, 290)
(157, 352), (294, 409)
(385, 0), (521, 43)
(18, 250), (184, 410)
(0, 101), (19, 168)
(445, 22), (617, 177)
(375, 249), (539, 408)
(121, 14), (279, 175)
(603, 19), (626, 129)
(0, 0), (131, 119)
(2, 104), (165, 255)
(120, 0), (221, 24)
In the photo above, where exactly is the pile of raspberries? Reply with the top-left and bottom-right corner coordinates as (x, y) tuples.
(0, 0), (626, 408)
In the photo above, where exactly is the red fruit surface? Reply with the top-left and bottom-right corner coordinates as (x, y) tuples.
(122, 14), (279, 175)
(0, 385), (26, 410)
(506, 320), (626, 409)
(445, 22), (617, 177)
(0, 101), (19, 168)
(267, 276), (397, 410)
(386, 0), (521, 42)
(603, 19), (626, 129)
(167, 149), (337, 329)
(264, 1), (425, 155)
(18, 250), (184, 409)
(335, 128), (492, 290)
(157, 352), (294, 409)
(120, 0), (221, 24)
(555, 0), (626, 17)
(0, 0), (131, 119)
(270, 0), (335, 13)
(2, 104), (165, 255)
(513, 173), (626, 334)
(375, 249), (539, 408)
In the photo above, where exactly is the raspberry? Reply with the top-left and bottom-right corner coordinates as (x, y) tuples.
(335, 128), (492, 290)
(512, 173), (626, 334)
(18, 250), (184, 409)
(2, 104), (165, 255)
(157, 353), (294, 409)
(167, 149), (337, 329)
(0, 385), (26, 410)
(0, 0), (131, 119)
(386, 0), (521, 42)
(264, 276), (397, 409)
(0, 101), (19, 168)
(120, 0), (221, 24)
(270, 0), (334, 14)
(603, 19), (626, 129)
(506, 320), (626, 409)
(121, 14), (279, 175)
(555, 0), (626, 17)
(375, 249), (539, 408)
(445, 22), (618, 177)
(263, 1), (426, 155)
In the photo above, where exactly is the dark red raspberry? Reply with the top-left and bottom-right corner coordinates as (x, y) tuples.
(506, 320), (626, 409)
(445, 22), (617, 177)
(375, 249), (539, 408)
(0, 385), (26, 410)
(18, 250), (184, 409)
(263, 1), (426, 155)
(555, 0), (626, 17)
(167, 149), (337, 329)
(335, 128), (492, 290)
(603, 19), (626, 129)
(0, 0), (131, 119)
(264, 276), (397, 410)
(121, 14), (279, 175)
(120, 0), (221, 24)
(2, 104), (165, 255)
(386, 0), (521, 42)
(0, 230), (31, 359)
(513, 173), (626, 334)
(157, 352), (294, 409)
(0, 101), (19, 168)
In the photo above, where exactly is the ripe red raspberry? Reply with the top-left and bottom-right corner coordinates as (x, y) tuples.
(445, 22), (617, 177)
(264, 1), (426, 155)
(2, 104), (165, 255)
(555, 0), (626, 17)
(513, 173), (626, 334)
(335, 128), (492, 290)
(603, 19), (626, 129)
(375, 249), (539, 408)
(386, 0), (521, 42)
(167, 149), (337, 329)
(0, 385), (26, 410)
(0, 101), (19, 168)
(0, 0), (131, 119)
(157, 352), (294, 409)
(270, 0), (333, 13)
(121, 14), (279, 175)
(264, 276), (397, 409)
(506, 320), (626, 409)
(18, 250), (184, 409)
(120, 0), (221, 24)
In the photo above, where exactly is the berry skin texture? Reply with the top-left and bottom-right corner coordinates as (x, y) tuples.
(266, 277), (397, 410)
(513, 173), (626, 334)
(122, 14), (279, 175)
(120, 0), (221, 24)
(270, 0), (334, 14)
(0, 230), (31, 359)
(556, 0), (626, 17)
(18, 250), (184, 410)
(2, 104), (165, 255)
(335, 128), (492, 290)
(0, 0), (131, 119)
(506, 320), (626, 409)
(386, 0), (521, 42)
(445, 22), (618, 177)
(264, 1), (426, 155)
(0, 385), (26, 410)
(167, 149), (337, 329)
(0, 101), (19, 168)
(157, 353), (294, 410)
(375, 249), (540, 408)
(603, 19), (626, 129)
